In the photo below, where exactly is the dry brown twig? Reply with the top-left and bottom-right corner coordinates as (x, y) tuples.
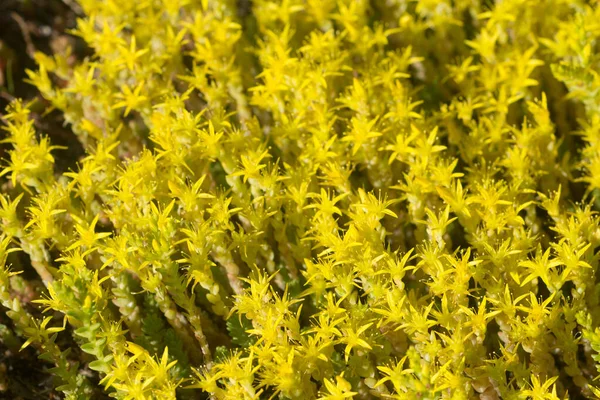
(10, 13), (36, 59)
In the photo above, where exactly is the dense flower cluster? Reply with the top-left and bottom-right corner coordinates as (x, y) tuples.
(2, 0), (600, 399)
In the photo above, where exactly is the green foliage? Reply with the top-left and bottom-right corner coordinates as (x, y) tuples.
(3, 0), (600, 399)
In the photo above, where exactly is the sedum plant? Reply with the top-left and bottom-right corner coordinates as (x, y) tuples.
(3, 0), (600, 399)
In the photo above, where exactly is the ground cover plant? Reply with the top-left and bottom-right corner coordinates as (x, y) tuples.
(2, 0), (600, 399)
